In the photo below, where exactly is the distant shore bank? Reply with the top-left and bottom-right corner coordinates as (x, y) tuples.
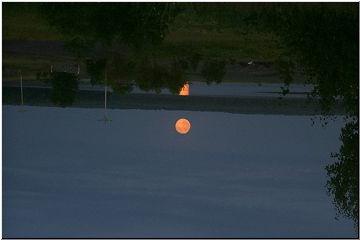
(3, 86), (345, 116)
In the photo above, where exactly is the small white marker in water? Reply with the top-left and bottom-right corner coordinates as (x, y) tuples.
(248, 60), (254, 65)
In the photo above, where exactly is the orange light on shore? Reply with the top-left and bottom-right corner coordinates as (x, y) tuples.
(175, 118), (191, 134)
(179, 83), (189, 96)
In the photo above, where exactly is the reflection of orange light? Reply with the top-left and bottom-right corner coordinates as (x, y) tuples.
(179, 83), (189, 96)
(175, 118), (191, 134)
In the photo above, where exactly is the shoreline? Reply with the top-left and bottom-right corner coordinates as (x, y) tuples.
(3, 86), (345, 116)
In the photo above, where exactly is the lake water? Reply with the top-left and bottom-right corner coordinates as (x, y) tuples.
(3, 105), (355, 238)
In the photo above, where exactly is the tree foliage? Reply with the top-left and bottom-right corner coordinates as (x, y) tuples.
(326, 120), (359, 227)
(136, 58), (186, 94)
(40, 3), (182, 49)
(86, 58), (107, 85)
(50, 72), (78, 107)
(201, 59), (226, 84)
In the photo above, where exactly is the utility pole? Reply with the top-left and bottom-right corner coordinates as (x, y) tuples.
(18, 70), (26, 112)
(104, 70), (108, 117)
(99, 69), (111, 122)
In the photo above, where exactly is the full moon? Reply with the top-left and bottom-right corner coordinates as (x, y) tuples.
(175, 118), (191, 134)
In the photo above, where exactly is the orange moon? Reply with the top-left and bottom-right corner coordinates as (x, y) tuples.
(175, 118), (191, 134)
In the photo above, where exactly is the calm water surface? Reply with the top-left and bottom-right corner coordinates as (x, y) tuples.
(3, 105), (355, 238)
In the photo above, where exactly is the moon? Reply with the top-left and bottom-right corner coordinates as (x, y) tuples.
(175, 118), (191, 134)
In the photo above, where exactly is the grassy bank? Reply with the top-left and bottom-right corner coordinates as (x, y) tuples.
(3, 3), (288, 84)
(3, 4), (62, 41)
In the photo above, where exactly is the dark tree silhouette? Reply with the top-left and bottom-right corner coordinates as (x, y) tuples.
(50, 72), (78, 107)
(135, 58), (186, 94)
(86, 58), (107, 85)
(201, 59), (226, 84)
(326, 120), (359, 227)
(40, 3), (182, 49)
